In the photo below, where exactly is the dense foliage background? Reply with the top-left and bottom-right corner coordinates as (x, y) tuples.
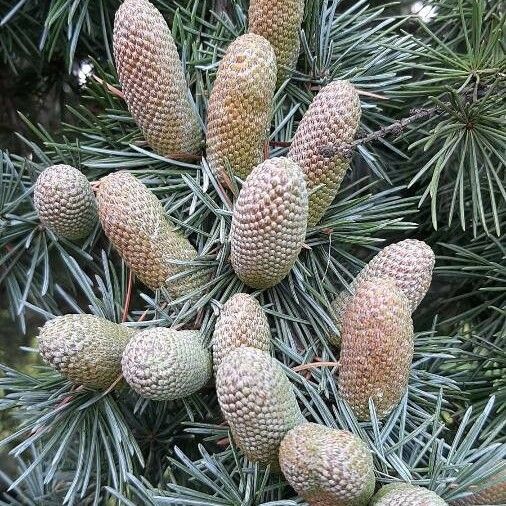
(0, 0), (504, 504)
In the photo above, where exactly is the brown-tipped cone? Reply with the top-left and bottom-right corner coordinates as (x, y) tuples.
(216, 347), (305, 467)
(330, 239), (434, 345)
(288, 80), (361, 226)
(113, 0), (202, 156)
(38, 314), (134, 390)
(338, 278), (414, 420)
(34, 165), (97, 240)
(206, 33), (276, 182)
(230, 157), (308, 289)
(279, 422), (375, 506)
(122, 328), (211, 401)
(212, 293), (271, 374)
(248, 0), (305, 84)
(96, 171), (205, 299)
(450, 464), (506, 505)
(370, 483), (448, 505)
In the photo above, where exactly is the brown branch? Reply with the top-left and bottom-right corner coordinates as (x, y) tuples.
(121, 270), (134, 323)
(93, 75), (124, 99)
(292, 361), (339, 372)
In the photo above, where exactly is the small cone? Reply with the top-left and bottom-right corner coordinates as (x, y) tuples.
(279, 422), (375, 506)
(122, 328), (211, 401)
(96, 171), (205, 299)
(216, 347), (305, 467)
(230, 157), (308, 289)
(370, 483), (448, 505)
(33, 165), (97, 240)
(248, 0), (305, 83)
(212, 293), (271, 374)
(338, 278), (414, 420)
(288, 80), (361, 226)
(206, 33), (276, 182)
(38, 314), (134, 390)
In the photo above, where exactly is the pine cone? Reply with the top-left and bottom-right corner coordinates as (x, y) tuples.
(96, 171), (205, 298)
(206, 33), (276, 182)
(279, 422), (375, 506)
(113, 0), (202, 156)
(33, 165), (97, 240)
(216, 347), (305, 467)
(330, 239), (434, 345)
(370, 483), (448, 505)
(122, 328), (212, 400)
(230, 157), (308, 289)
(38, 314), (134, 389)
(212, 293), (271, 374)
(338, 278), (414, 420)
(248, 0), (305, 83)
(288, 80), (361, 226)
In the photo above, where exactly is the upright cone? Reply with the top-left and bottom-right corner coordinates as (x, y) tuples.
(370, 483), (448, 505)
(113, 0), (202, 156)
(34, 165), (97, 240)
(248, 0), (305, 83)
(230, 157), (308, 289)
(279, 422), (375, 506)
(288, 80), (361, 226)
(206, 33), (276, 182)
(338, 278), (414, 420)
(216, 347), (305, 467)
(212, 293), (271, 374)
(96, 172), (205, 299)
(330, 239), (434, 345)
(38, 314), (134, 390)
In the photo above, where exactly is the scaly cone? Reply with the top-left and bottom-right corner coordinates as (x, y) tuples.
(338, 278), (414, 420)
(122, 328), (212, 401)
(212, 293), (271, 374)
(288, 80), (361, 226)
(206, 33), (277, 182)
(33, 165), (97, 240)
(96, 171), (205, 299)
(370, 483), (448, 506)
(216, 347), (305, 467)
(248, 0), (305, 84)
(230, 157), (308, 289)
(38, 314), (134, 390)
(113, 0), (202, 157)
(279, 422), (375, 506)
(330, 239), (434, 345)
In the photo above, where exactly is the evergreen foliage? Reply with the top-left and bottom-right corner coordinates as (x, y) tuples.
(0, 0), (504, 504)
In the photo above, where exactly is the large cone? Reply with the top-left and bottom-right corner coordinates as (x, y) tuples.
(113, 0), (202, 156)
(206, 33), (276, 182)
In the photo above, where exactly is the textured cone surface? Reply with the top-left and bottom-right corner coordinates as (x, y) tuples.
(248, 0), (304, 83)
(279, 422), (375, 506)
(113, 0), (201, 156)
(34, 165), (97, 240)
(97, 172), (204, 298)
(370, 483), (448, 506)
(338, 278), (414, 420)
(206, 33), (276, 181)
(450, 465), (506, 505)
(212, 293), (271, 374)
(330, 239), (434, 346)
(230, 157), (308, 289)
(216, 347), (305, 466)
(288, 80), (361, 226)
(38, 314), (134, 389)
(122, 328), (211, 400)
